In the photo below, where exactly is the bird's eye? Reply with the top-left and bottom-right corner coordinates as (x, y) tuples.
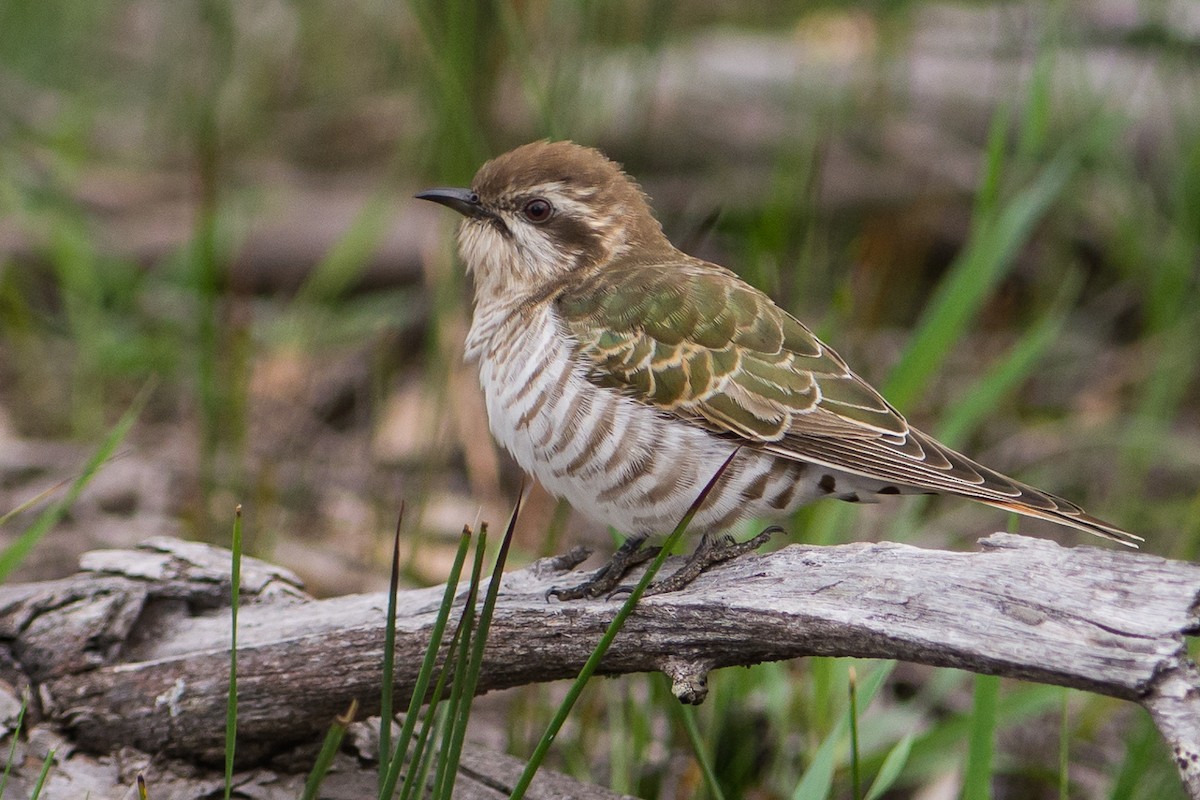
(522, 198), (552, 223)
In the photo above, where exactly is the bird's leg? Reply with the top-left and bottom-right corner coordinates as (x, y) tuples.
(642, 525), (782, 596)
(547, 536), (660, 601)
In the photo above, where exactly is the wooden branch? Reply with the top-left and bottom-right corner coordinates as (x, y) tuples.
(4, 534), (1199, 796)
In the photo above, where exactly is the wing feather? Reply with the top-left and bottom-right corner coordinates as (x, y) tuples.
(556, 253), (1141, 547)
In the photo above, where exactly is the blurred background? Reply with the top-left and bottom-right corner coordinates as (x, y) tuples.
(1, 0), (1197, 797)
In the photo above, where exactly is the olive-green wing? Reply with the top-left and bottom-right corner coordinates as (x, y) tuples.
(556, 255), (1141, 546)
(556, 256), (907, 442)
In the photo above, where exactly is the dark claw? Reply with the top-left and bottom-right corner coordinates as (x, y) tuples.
(547, 525), (783, 600)
(546, 538), (657, 601)
(643, 525), (783, 596)
(605, 585), (635, 601)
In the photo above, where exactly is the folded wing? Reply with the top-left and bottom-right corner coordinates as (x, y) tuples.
(557, 254), (1141, 547)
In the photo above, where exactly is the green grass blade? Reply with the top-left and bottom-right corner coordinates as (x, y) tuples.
(0, 381), (150, 581)
(407, 0), (490, 173)
(935, 270), (1082, 449)
(1109, 711), (1161, 800)
(0, 694), (27, 799)
(883, 151), (1076, 411)
(863, 733), (914, 800)
(405, 703), (449, 800)
(606, 677), (644, 794)
(885, 269), (1083, 540)
(848, 668), (861, 800)
(439, 492), (522, 796)
(1058, 688), (1070, 800)
(1122, 309), (1200, 487)
(974, 103), (1011, 224)
(665, 676), (728, 800)
(378, 528), (473, 799)
(856, 682), (1059, 782)
(509, 449), (742, 800)
(223, 504), (243, 799)
(429, 629), (472, 796)
(294, 194), (389, 305)
(789, 701), (840, 797)
(301, 700), (359, 800)
(0, 476), (73, 529)
(492, 1), (557, 137)
(28, 748), (54, 800)
(962, 674), (1000, 800)
(790, 662), (894, 800)
(379, 505), (405, 794)
(431, 528), (486, 799)
(398, 617), (467, 800)
(1016, 30), (1057, 163)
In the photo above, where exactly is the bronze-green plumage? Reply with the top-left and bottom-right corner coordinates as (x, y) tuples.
(417, 140), (1141, 597)
(560, 259), (905, 437)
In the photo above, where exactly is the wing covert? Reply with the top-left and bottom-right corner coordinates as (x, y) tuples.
(553, 253), (1142, 547)
(556, 255), (907, 441)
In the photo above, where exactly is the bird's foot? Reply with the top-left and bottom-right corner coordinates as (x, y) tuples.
(640, 525), (783, 597)
(547, 537), (660, 601)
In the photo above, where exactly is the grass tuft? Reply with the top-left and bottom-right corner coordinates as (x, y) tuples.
(378, 526), (473, 798)
(790, 662), (894, 800)
(0, 382), (150, 582)
(429, 523), (487, 797)
(372, 489), (522, 799)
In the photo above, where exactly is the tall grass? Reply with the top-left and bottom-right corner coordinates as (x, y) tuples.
(962, 674), (999, 800)
(0, 385), (149, 581)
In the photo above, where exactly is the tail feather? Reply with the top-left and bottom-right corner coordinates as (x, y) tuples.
(770, 427), (1143, 548)
(977, 496), (1142, 548)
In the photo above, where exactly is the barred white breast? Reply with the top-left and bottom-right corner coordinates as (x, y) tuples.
(466, 297), (837, 537)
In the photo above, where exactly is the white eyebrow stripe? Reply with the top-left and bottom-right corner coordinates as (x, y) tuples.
(522, 182), (599, 207)
(510, 188), (613, 233)
(545, 196), (596, 218)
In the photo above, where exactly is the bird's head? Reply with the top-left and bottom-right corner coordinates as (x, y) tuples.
(417, 140), (669, 300)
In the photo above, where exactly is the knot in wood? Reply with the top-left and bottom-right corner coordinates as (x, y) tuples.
(660, 657), (712, 705)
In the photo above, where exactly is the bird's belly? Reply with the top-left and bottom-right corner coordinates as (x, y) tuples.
(473, 311), (827, 535)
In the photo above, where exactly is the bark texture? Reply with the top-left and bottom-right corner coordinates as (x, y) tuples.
(1, 534), (1197, 797)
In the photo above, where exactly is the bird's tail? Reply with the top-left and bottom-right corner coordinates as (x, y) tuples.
(978, 496), (1142, 548)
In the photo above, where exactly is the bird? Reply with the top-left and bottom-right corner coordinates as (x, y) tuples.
(416, 140), (1141, 599)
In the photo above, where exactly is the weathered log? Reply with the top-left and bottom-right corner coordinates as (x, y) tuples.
(0, 540), (634, 799)
(1, 533), (1197, 795)
(0, 720), (636, 800)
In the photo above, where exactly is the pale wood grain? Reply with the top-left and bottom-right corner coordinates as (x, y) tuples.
(2, 534), (1197, 796)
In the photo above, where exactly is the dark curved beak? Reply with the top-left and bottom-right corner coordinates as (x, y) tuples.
(414, 187), (490, 220)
